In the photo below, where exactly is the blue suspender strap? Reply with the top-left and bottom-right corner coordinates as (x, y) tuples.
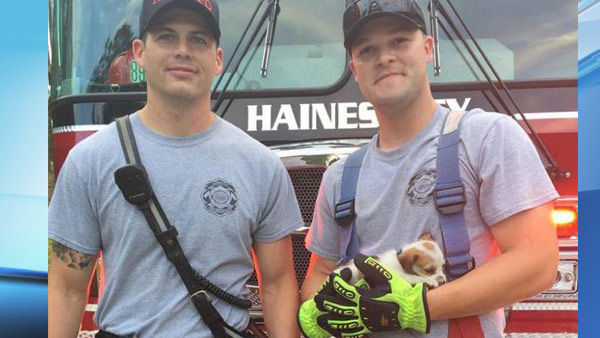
(435, 111), (476, 281)
(335, 146), (368, 264)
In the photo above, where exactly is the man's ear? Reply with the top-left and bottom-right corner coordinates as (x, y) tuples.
(132, 39), (145, 69)
(424, 34), (434, 64)
(349, 58), (359, 83)
(214, 47), (224, 76)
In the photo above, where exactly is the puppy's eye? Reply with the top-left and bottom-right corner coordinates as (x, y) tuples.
(425, 267), (435, 275)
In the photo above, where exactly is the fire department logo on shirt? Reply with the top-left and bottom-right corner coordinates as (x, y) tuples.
(406, 169), (437, 206)
(202, 179), (238, 216)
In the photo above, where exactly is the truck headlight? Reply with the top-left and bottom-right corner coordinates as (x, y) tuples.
(546, 260), (578, 294)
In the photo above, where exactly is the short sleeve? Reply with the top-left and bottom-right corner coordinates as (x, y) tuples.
(305, 163), (343, 261)
(48, 152), (102, 255)
(253, 159), (304, 243)
(477, 116), (559, 225)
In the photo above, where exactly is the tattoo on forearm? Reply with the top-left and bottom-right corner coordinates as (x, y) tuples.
(51, 241), (94, 270)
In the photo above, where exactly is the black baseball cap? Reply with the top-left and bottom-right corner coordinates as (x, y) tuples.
(139, 0), (221, 42)
(343, 0), (427, 51)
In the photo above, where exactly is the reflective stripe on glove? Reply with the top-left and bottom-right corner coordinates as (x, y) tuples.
(298, 276), (356, 338)
(312, 254), (430, 336)
(298, 268), (374, 338)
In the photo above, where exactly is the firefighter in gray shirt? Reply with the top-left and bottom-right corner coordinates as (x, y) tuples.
(298, 1), (559, 337)
(48, 1), (303, 337)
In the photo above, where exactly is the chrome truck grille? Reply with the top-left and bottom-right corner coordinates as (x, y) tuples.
(247, 233), (313, 287)
(288, 166), (327, 224)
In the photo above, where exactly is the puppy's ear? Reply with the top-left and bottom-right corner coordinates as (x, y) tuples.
(399, 248), (420, 273)
(419, 233), (434, 241)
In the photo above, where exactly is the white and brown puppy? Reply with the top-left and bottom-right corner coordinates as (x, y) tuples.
(336, 234), (447, 289)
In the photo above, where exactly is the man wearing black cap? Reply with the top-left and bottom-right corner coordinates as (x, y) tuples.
(298, 0), (559, 337)
(48, 0), (302, 337)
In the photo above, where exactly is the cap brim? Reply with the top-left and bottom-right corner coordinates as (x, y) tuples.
(142, 1), (220, 41)
(344, 12), (424, 51)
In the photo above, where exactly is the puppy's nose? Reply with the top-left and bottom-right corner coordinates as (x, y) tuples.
(437, 277), (446, 285)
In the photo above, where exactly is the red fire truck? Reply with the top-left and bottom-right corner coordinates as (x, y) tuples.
(49, 0), (577, 336)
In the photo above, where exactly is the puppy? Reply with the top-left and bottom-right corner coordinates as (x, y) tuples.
(336, 233), (447, 289)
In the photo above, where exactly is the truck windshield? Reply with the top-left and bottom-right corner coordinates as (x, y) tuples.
(48, 0), (346, 101)
(49, 0), (576, 101)
(418, 0), (577, 83)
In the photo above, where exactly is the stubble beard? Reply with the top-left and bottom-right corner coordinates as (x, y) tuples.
(368, 75), (419, 114)
(151, 78), (209, 107)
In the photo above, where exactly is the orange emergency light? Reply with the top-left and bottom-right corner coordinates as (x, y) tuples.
(551, 207), (578, 238)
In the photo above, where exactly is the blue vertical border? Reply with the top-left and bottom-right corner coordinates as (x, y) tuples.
(579, 1), (600, 336)
(0, 1), (49, 337)
(0, 1), (594, 337)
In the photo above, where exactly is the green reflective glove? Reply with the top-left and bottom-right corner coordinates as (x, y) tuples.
(298, 270), (371, 338)
(297, 298), (334, 338)
(298, 278), (339, 338)
(313, 254), (430, 336)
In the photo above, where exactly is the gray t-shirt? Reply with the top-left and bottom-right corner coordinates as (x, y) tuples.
(49, 112), (304, 337)
(306, 106), (558, 338)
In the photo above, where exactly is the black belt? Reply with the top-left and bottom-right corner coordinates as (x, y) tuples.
(95, 330), (133, 338)
(95, 320), (267, 338)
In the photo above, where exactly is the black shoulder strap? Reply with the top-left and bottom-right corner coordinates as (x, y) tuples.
(114, 116), (251, 338)
(116, 116), (141, 164)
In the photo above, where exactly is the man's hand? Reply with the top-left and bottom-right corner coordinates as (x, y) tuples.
(298, 254), (430, 338)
